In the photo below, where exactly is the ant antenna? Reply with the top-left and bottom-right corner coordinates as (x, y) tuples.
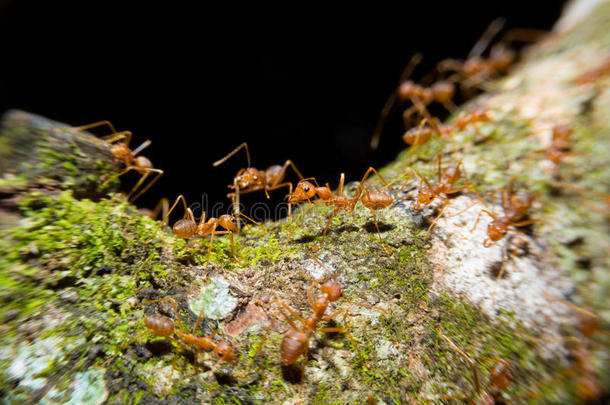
(213, 142), (251, 168)
(468, 17), (506, 59)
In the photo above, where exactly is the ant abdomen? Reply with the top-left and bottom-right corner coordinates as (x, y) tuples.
(173, 219), (197, 238)
(281, 329), (308, 366)
(144, 315), (175, 338)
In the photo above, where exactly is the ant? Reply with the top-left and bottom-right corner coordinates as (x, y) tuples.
(155, 195), (264, 265)
(434, 324), (516, 404)
(543, 293), (604, 403)
(438, 18), (544, 93)
(471, 178), (540, 248)
(450, 108), (492, 133)
(104, 296), (236, 390)
(410, 153), (479, 238)
(370, 53), (456, 150)
(74, 120), (163, 202)
(253, 273), (363, 397)
(529, 124), (575, 166)
(213, 142), (304, 225)
(288, 173), (356, 249)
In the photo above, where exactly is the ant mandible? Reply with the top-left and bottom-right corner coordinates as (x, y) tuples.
(370, 53), (456, 150)
(435, 324), (515, 404)
(411, 152), (480, 238)
(104, 296), (236, 384)
(74, 120), (163, 202)
(213, 142), (304, 225)
(155, 195), (264, 265)
(471, 178), (540, 248)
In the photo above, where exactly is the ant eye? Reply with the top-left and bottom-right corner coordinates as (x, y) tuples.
(253, 176), (258, 181)
(304, 186), (310, 192)
(218, 352), (224, 357)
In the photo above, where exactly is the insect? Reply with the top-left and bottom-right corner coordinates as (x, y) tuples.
(213, 142), (304, 224)
(529, 124), (575, 166)
(370, 53), (456, 150)
(104, 296), (236, 384)
(434, 324), (516, 404)
(74, 120), (163, 202)
(253, 275), (362, 397)
(351, 167), (405, 253)
(288, 173), (356, 249)
(471, 178), (540, 248)
(543, 293), (603, 403)
(411, 153), (479, 238)
(450, 108), (492, 133)
(156, 195), (264, 264)
(438, 19), (544, 93)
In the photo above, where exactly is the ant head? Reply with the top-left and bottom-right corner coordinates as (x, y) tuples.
(236, 168), (264, 189)
(173, 218), (197, 239)
(213, 341), (236, 363)
(110, 143), (133, 164)
(134, 156), (153, 170)
(289, 181), (316, 203)
(489, 361), (513, 391)
(320, 280), (342, 302)
(218, 215), (238, 232)
(414, 188), (434, 208)
(397, 80), (417, 100)
(432, 81), (454, 102)
(490, 45), (515, 72)
(487, 220), (508, 241)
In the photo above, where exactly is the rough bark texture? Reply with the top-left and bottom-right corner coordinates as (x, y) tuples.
(0, 2), (608, 404)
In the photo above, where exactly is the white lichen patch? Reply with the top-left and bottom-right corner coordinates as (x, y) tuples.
(3, 336), (66, 390)
(189, 276), (238, 320)
(414, 195), (574, 345)
(40, 369), (108, 405)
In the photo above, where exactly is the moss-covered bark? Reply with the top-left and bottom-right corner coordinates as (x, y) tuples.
(0, 2), (608, 404)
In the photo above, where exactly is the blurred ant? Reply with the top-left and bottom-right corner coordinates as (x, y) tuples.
(411, 153), (480, 238)
(528, 124), (575, 166)
(370, 53), (456, 150)
(471, 178), (540, 248)
(74, 120), (163, 202)
(104, 297), (236, 391)
(213, 142), (304, 226)
(544, 293), (604, 402)
(434, 324), (516, 404)
(253, 272), (364, 397)
(438, 18), (545, 93)
(154, 195), (264, 264)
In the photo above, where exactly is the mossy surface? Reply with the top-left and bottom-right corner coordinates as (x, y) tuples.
(1, 2), (609, 404)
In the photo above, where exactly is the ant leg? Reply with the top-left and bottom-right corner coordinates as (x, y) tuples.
(128, 168), (164, 202)
(436, 325), (481, 396)
(102, 165), (137, 188)
(511, 219), (543, 227)
(412, 170), (435, 191)
(370, 91), (397, 150)
(471, 209), (496, 232)
(369, 210), (392, 254)
(193, 307), (208, 336)
(426, 200), (450, 238)
(102, 130), (133, 146)
(235, 211), (266, 233)
(74, 120), (118, 135)
(141, 297), (184, 332)
(147, 195), (191, 243)
(317, 327), (363, 364)
(266, 300), (306, 325)
(212, 142), (251, 168)
(103, 330), (150, 367)
(149, 197), (169, 224)
(322, 307), (348, 322)
(543, 292), (598, 318)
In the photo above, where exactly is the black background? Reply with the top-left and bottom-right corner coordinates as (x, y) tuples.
(0, 1), (566, 221)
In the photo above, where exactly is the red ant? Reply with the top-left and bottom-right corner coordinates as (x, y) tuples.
(288, 173), (355, 248)
(410, 153), (480, 238)
(213, 142), (304, 224)
(543, 293), (604, 403)
(434, 325), (516, 404)
(104, 296), (236, 391)
(155, 195), (264, 264)
(529, 124), (574, 166)
(450, 108), (492, 133)
(253, 274), (364, 397)
(471, 178), (540, 248)
(438, 18), (544, 93)
(74, 120), (163, 202)
(370, 53), (456, 150)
